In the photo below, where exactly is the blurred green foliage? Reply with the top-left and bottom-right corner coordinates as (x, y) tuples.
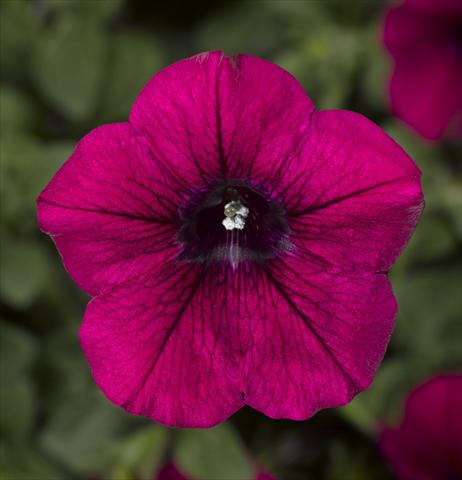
(0, 0), (461, 479)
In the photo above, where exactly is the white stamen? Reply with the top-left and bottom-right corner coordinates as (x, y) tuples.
(222, 201), (249, 231)
(234, 215), (245, 230)
(222, 217), (235, 230)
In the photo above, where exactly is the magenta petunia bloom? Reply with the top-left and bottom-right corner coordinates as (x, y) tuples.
(379, 374), (462, 480)
(156, 462), (275, 480)
(37, 52), (423, 427)
(156, 462), (188, 480)
(383, 0), (462, 140)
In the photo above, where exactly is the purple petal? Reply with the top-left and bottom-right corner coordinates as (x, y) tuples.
(388, 45), (462, 140)
(80, 257), (395, 424)
(286, 110), (423, 274)
(380, 375), (462, 479)
(130, 51), (315, 186)
(405, 0), (462, 14)
(156, 463), (189, 480)
(37, 123), (181, 296)
(80, 263), (246, 427)
(155, 462), (276, 480)
(255, 473), (277, 480)
(383, 1), (462, 140)
(243, 261), (396, 419)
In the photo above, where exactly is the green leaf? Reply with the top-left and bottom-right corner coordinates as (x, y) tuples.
(109, 426), (167, 480)
(276, 24), (361, 109)
(339, 357), (417, 434)
(323, 0), (380, 26)
(0, 0), (39, 81)
(393, 266), (462, 366)
(175, 423), (253, 480)
(42, 0), (122, 24)
(0, 442), (65, 480)
(99, 30), (164, 121)
(440, 176), (462, 238)
(326, 441), (390, 480)
(0, 379), (36, 442)
(0, 320), (36, 370)
(1, 135), (74, 228)
(360, 26), (390, 111)
(195, 3), (282, 57)
(262, 0), (323, 21)
(0, 233), (48, 308)
(0, 321), (37, 439)
(40, 326), (93, 410)
(32, 18), (107, 121)
(393, 209), (455, 274)
(0, 85), (37, 134)
(40, 391), (141, 474)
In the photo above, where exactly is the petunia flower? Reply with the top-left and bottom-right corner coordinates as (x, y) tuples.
(156, 462), (275, 480)
(383, 0), (462, 140)
(156, 462), (188, 480)
(379, 374), (462, 480)
(37, 51), (423, 427)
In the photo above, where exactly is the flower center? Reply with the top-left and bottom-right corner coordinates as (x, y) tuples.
(444, 472), (462, 480)
(177, 181), (290, 266)
(452, 22), (462, 53)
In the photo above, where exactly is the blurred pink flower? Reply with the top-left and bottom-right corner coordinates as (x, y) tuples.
(155, 462), (275, 480)
(156, 462), (188, 480)
(379, 374), (462, 480)
(383, 0), (462, 140)
(37, 51), (423, 427)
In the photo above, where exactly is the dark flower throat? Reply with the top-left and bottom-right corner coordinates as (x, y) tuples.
(177, 181), (290, 266)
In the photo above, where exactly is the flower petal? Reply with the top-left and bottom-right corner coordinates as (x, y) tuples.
(406, 0), (462, 15)
(80, 249), (395, 425)
(384, 3), (462, 140)
(256, 473), (276, 480)
(156, 463), (189, 480)
(384, 4), (454, 55)
(80, 262), (246, 428)
(380, 375), (462, 479)
(37, 123), (182, 296)
(130, 51), (315, 186)
(285, 110), (423, 274)
(242, 258), (396, 420)
(388, 45), (462, 140)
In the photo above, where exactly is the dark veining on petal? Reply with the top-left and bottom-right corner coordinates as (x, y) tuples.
(263, 266), (360, 394)
(289, 174), (420, 217)
(215, 55), (227, 179)
(122, 265), (206, 409)
(38, 198), (174, 225)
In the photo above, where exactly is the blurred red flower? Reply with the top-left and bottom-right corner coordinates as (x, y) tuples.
(379, 374), (462, 480)
(156, 462), (275, 480)
(383, 0), (462, 140)
(156, 462), (188, 480)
